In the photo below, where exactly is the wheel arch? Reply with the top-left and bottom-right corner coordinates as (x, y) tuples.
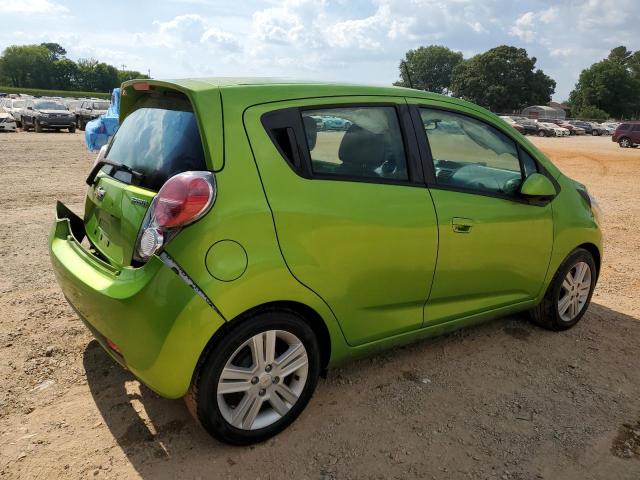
(192, 300), (332, 387)
(576, 242), (601, 279)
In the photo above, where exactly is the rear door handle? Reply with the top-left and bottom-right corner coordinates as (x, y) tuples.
(452, 217), (473, 233)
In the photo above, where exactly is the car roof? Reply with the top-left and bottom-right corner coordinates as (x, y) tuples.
(121, 77), (492, 115)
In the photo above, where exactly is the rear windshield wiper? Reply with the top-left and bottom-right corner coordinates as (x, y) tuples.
(86, 160), (144, 186)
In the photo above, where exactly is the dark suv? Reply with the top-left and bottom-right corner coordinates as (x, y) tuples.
(22, 99), (76, 133)
(613, 122), (640, 148)
(75, 99), (109, 130)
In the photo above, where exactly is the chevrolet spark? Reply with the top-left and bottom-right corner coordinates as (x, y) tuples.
(50, 78), (602, 445)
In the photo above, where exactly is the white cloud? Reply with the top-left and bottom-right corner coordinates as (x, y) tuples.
(4, 0), (67, 14)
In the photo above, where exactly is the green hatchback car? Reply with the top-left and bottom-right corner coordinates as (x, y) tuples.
(49, 78), (602, 445)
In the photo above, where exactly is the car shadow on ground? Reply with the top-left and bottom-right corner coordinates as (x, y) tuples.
(83, 302), (640, 479)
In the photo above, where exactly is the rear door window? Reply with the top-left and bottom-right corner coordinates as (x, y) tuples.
(300, 106), (409, 182)
(105, 93), (206, 191)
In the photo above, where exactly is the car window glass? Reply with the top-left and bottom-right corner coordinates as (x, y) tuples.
(300, 106), (408, 181)
(420, 108), (523, 196)
(520, 149), (538, 177)
(632, 125), (640, 132)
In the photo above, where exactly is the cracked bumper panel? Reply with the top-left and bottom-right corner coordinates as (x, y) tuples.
(49, 202), (225, 398)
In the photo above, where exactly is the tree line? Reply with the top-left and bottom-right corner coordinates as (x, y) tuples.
(0, 43), (148, 93)
(395, 45), (640, 120)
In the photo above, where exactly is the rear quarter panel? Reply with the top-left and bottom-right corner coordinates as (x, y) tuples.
(163, 90), (350, 364)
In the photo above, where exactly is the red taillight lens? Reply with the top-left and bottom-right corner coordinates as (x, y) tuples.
(154, 173), (214, 228)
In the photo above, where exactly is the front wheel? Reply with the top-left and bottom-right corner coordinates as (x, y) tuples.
(619, 137), (632, 148)
(187, 310), (320, 445)
(34, 119), (43, 133)
(529, 248), (597, 331)
(68, 124), (76, 133)
(537, 130), (546, 137)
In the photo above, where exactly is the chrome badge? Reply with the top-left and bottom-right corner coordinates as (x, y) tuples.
(131, 197), (150, 207)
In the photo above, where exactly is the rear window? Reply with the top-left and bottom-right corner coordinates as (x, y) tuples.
(105, 93), (206, 191)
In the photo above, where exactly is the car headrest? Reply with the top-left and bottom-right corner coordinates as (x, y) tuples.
(338, 124), (386, 167)
(303, 116), (317, 150)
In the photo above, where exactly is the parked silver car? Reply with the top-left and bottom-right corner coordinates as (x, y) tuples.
(2, 98), (26, 126)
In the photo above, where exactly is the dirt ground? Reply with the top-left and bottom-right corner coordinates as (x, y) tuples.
(0, 132), (639, 480)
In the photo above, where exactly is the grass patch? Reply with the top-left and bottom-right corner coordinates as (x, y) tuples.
(0, 86), (110, 99)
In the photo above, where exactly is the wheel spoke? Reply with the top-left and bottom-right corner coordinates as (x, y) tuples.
(268, 391), (290, 416)
(273, 383), (299, 405)
(562, 278), (573, 292)
(264, 330), (276, 364)
(558, 295), (571, 316)
(575, 263), (587, 284)
(231, 392), (258, 428)
(250, 334), (266, 369)
(276, 343), (308, 377)
(242, 395), (263, 429)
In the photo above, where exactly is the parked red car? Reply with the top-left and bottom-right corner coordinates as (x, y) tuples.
(552, 120), (585, 135)
(612, 121), (640, 148)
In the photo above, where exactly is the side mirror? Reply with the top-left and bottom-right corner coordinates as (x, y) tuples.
(520, 173), (556, 198)
(27, 106), (33, 110)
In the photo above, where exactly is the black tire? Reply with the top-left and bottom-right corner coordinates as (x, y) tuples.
(619, 137), (632, 148)
(34, 119), (42, 133)
(187, 309), (321, 445)
(529, 248), (597, 331)
(21, 117), (30, 132)
(68, 124), (76, 133)
(537, 130), (546, 137)
(79, 118), (85, 131)
(591, 130), (598, 136)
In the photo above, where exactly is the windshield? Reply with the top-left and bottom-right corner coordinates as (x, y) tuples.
(35, 101), (67, 111)
(92, 102), (109, 110)
(105, 93), (206, 191)
(12, 100), (25, 108)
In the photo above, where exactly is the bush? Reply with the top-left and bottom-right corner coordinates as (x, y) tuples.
(0, 85), (109, 99)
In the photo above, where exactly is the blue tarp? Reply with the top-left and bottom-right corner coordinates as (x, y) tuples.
(85, 88), (120, 151)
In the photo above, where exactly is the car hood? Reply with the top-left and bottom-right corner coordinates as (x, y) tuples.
(0, 112), (14, 120)
(38, 109), (73, 115)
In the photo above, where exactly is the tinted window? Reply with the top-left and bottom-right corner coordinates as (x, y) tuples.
(632, 125), (640, 132)
(105, 94), (206, 191)
(618, 124), (630, 131)
(420, 108), (523, 196)
(520, 148), (538, 177)
(301, 106), (408, 181)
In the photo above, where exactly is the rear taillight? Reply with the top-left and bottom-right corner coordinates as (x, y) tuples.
(135, 171), (216, 261)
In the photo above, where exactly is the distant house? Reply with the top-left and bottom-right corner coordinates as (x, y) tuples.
(521, 105), (566, 120)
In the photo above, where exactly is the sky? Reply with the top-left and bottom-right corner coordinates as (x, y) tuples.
(2, 0), (639, 101)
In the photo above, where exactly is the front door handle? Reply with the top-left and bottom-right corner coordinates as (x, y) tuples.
(452, 217), (473, 233)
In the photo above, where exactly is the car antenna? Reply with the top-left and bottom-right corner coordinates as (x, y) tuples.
(401, 61), (414, 89)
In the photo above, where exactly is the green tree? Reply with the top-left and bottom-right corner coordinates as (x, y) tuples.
(117, 69), (149, 84)
(40, 42), (67, 60)
(574, 105), (609, 121)
(0, 44), (53, 88)
(394, 45), (463, 94)
(52, 58), (79, 90)
(569, 46), (640, 119)
(450, 45), (555, 112)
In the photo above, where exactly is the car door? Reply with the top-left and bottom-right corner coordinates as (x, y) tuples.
(244, 97), (438, 346)
(408, 101), (554, 325)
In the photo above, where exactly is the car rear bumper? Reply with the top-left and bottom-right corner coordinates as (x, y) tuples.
(49, 201), (225, 398)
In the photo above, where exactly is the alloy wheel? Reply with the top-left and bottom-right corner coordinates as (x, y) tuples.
(217, 330), (309, 430)
(620, 138), (631, 148)
(558, 261), (591, 322)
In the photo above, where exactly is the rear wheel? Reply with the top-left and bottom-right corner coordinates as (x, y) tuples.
(530, 248), (597, 331)
(591, 130), (598, 136)
(537, 130), (546, 137)
(619, 137), (632, 148)
(68, 124), (76, 133)
(187, 310), (320, 445)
